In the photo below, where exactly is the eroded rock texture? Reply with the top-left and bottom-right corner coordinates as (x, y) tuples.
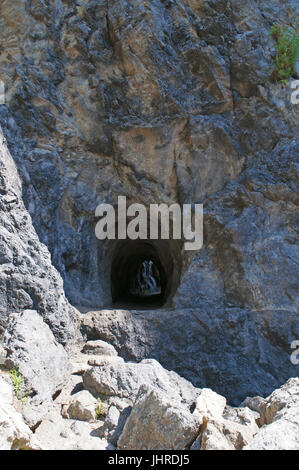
(3, 310), (72, 426)
(0, 376), (42, 450)
(0, 0), (298, 407)
(0, 130), (78, 424)
(0, 130), (77, 345)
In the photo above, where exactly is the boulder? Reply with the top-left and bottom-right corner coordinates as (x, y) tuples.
(259, 377), (299, 426)
(240, 396), (266, 414)
(83, 358), (200, 408)
(82, 340), (118, 357)
(245, 378), (299, 450)
(64, 390), (98, 422)
(196, 417), (258, 451)
(244, 416), (299, 450)
(223, 406), (259, 428)
(99, 405), (130, 446)
(191, 389), (259, 450)
(3, 310), (71, 426)
(192, 420), (234, 450)
(118, 386), (201, 450)
(194, 388), (227, 421)
(0, 376), (42, 450)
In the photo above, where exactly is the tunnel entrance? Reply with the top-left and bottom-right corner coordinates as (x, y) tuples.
(110, 239), (182, 309)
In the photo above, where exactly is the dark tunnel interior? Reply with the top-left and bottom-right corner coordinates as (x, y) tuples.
(110, 239), (182, 309)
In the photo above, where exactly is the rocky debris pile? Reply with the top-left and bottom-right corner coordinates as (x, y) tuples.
(80, 306), (298, 406)
(82, 355), (202, 449)
(0, 0), (298, 414)
(244, 378), (299, 450)
(2, 337), (297, 450)
(0, 0), (298, 451)
(192, 389), (259, 450)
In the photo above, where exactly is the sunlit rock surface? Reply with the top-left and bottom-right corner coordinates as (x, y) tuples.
(0, 0), (298, 449)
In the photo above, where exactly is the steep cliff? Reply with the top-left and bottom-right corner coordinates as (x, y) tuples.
(0, 0), (298, 405)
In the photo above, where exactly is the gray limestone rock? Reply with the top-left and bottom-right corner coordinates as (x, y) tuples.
(245, 378), (299, 450)
(65, 390), (98, 422)
(118, 386), (201, 450)
(83, 358), (200, 408)
(0, 376), (42, 450)
(3, 310), (71, 426)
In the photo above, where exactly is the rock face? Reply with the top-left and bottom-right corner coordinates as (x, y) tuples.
(0, 0), (297, 301)
(0, 0), (298, 449)
(83, 358), (200, 407)
(0, 129), (77, 346)
(0, 123), (78, 425)
(3, 310), (71, 426)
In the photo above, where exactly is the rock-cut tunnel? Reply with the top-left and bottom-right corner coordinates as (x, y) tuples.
(109, 239), (182, 308)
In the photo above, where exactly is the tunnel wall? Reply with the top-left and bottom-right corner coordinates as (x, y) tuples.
(108, 238), (182, 306)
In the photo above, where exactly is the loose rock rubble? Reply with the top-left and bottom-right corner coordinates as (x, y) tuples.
(1, 339), (298, 450)
(244, 378), (299, 450)
(0, 0), (298, 407)
(0, 0), (298, 452)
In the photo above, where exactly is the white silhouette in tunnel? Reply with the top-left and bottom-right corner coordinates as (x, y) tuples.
(130, 260), (161, 297)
